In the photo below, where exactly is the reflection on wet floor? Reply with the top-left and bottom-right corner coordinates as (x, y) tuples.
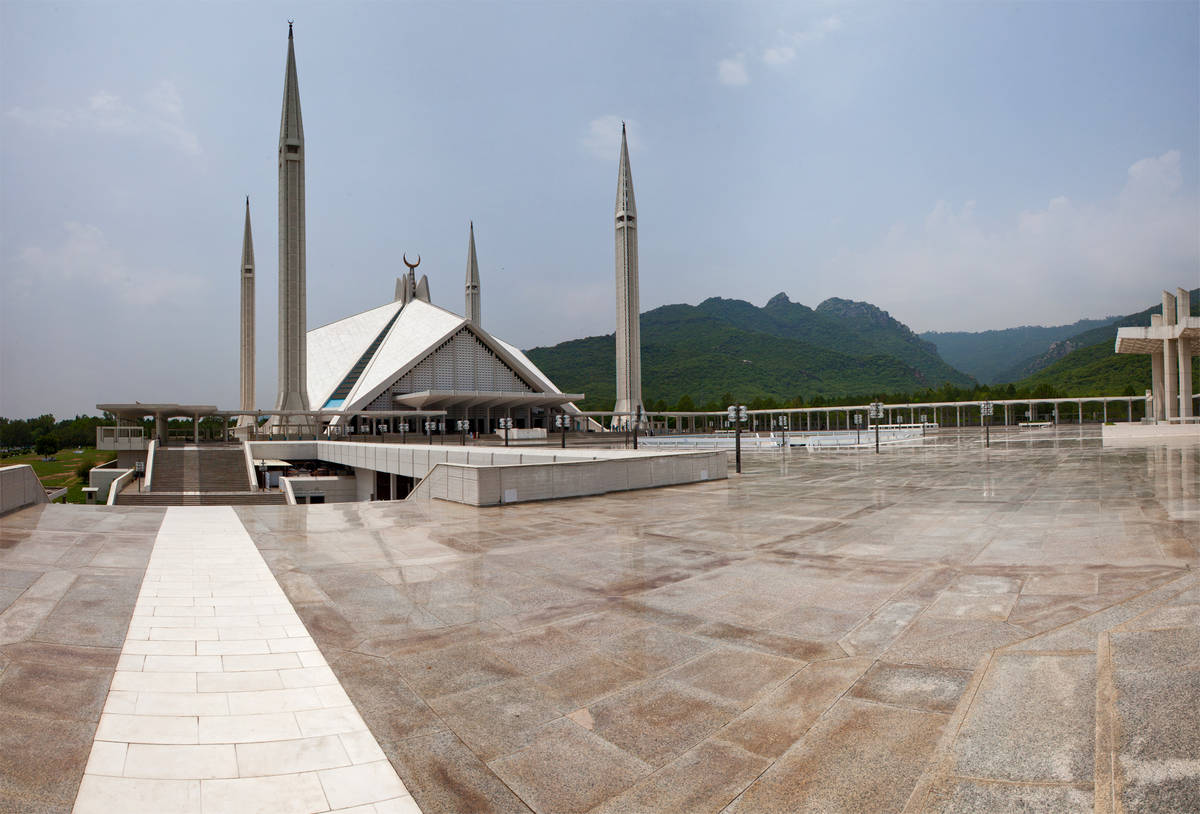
(228, 428), (1197, 813)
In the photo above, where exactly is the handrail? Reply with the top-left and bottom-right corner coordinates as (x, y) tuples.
(144, 439), (157, 491)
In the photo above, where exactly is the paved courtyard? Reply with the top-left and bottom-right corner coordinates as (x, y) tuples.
(2, 427), (1197, 813)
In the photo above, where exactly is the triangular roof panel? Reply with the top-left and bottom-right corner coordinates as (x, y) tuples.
(306, 301), (401, 408)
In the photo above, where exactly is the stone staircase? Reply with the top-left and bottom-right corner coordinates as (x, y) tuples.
(117, 445), (285, 506)
(903, 571), (1200, 813)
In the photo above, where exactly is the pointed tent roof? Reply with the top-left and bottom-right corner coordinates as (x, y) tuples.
(305, 298), (576, 416)
(279, 25), (304, 147)
(241, 197), (254, 271)
(615, 122), (636, 219)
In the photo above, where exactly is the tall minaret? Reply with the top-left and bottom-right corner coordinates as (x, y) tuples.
(613, 122), (645, 427)
(465, 221), (481, 326)
(274, 22), (311, 422)
(239, 197), (255, 426)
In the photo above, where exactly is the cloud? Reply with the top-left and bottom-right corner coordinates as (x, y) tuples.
(7, 80), (200, 155)
(717, 55), (749, 86)
(11, 222), (201, 307)
(824, 150), (1199, 331)
(763, 15), (843, 66)
(580, 115), (643, 160)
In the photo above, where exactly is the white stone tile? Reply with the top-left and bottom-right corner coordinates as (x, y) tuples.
(338, 730), (386, 765)
(222, 652), (302, 672)
(278, 665), (338, 689)
(200, 772), (329, 814)
(117, 653), (145, 671)
(151, 627), (221, 641)
(73, 775), (201, 814)
(298, 650), (326, 668)
(135, 691), (230, 716)
(124, 743), (238, 780)
(196, 670), (283, 693)
(110, 671), (197, 693)
(218, 625), (288, 640)
(295, 705), (366, 738)
(315, 684), (353, 708)
(196, 639), (272, 656)
(123, 639), (197, 656)
(143, 654), (223, 673)
(235, 734), (352, 776)
(318, 760), (408, 810)
(197, 712), (302, 744)
(83, 740), (128, 777)
(373, 797), (422, 814)
(226, 686), (323, 715)
(268, 637), (319, 654)
(153, 605), (215, 617)
(96, 713), (198, 745)
(103, 690), (139, 715)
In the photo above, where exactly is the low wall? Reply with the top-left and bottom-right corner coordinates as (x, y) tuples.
(0, 464), (49, 515)
(89, 463), (129, 503)
(409, 449), (727, 506)
(1103, 422), (1200, 446)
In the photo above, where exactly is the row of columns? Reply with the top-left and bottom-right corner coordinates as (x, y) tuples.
(1151, 288), (1194, 421)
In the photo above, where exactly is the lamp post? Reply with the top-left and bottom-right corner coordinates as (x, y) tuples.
(869, 401), (883, 453)
(854, 413), (862, 445)
(456, 419), (469, 446)
(555, 414), (569, 448)
(398, 420), (408, 445)
(424, 419), (434, 444)
(727, 403), (747, 473)
(499, 417), (511, 447)
(633, 406), (642, 450)
(981, 400), (993, 448)
(776, 414), (789, 449)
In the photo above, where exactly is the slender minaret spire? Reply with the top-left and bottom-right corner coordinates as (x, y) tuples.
(465, 221), (481, 326)
(239, 197), (255, 426)
(274, 22), (311, 423)
(612, 122), (645, 428)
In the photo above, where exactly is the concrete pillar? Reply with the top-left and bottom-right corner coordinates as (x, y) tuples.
(1179, 337), (1194, 418)
(193, 414), (199, 444)
(1078, 402), (1082, 424)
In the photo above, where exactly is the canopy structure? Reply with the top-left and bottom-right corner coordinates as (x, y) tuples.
(1115, 288), (1198, 421)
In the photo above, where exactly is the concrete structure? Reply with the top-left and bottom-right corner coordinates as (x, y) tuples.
(465, 221), (481, 327)
(612, 122), (646, 428)
(238, 197), (255, 430)
(273, 24), (312, 428)
(1116, 287), (1198, 421)
(0, 464), (51, 515)
(307, 291), (584, 434)
(5, 429), (1197, 813)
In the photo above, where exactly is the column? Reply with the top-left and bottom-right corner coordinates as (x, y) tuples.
(1178, 337), (1193, 418)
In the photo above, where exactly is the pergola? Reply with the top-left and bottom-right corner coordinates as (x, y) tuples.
(1115, 287), (1198, 421)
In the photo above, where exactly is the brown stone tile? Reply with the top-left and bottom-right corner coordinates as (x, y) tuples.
(585, 678), (740, 768)
(592, 738), (769, 814)
(426, 678), (564, 761)
(952, 653), (1095, 783)
(884, 617), (1027, 670)
(0, 661), (112, 723)
(598, 625), (713, 674)
(385, 729), (533, 814)
(664, 646), (803, 706)
(693, 621), (843, 661)
(925, 591), (1018, 621)
(0, 641), (119, 672)
(719, 657), (872, 759)
(291, 602), (365, 651)
(839, 600), (925, 656)
(0, 710), (96, 808)
(35, 574), (142, 648)
(483, 625), (593, 675)
(848, 661), (972, 714)
(921, 777), (1092, 813)
(761, 604), (863, 641)
(488, 718), (651, 813)
(394, 641), (522, 699)
(730, 698), (947, 813)
(325, 650), (446, 744)
(535, 653), (644, 711)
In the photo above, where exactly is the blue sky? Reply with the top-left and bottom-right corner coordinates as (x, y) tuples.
(2, 1), (1197, 417)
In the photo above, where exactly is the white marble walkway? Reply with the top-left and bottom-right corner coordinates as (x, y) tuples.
(73, 506), (421, 814)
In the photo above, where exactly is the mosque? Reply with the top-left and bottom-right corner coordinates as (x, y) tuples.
(235, 25), (640, 438)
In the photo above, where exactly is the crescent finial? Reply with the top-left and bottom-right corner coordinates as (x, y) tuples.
(403, 253), (421, 270)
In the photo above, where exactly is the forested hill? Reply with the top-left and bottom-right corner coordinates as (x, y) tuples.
(922, 317), (1115, 384)
(1008, 289), (1200, 396)
(525, 294), (975, 411)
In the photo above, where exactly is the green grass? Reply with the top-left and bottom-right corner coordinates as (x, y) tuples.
(1, 447), (116, 503)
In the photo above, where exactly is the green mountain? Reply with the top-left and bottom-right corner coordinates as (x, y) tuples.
(525, 295), (975, 410)
(1009, 289), (1199, 397)
(921, 317), (1114, 384)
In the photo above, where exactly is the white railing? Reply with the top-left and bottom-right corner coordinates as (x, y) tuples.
(96, 426), (147, 451)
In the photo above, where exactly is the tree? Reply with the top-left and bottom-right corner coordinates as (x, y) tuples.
(35, 435), (59, 456)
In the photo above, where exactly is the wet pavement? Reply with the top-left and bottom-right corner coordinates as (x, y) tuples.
(1, 427), (1197, 812)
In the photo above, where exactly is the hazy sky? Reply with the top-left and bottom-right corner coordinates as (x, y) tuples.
(2, 1), (1197, 418)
